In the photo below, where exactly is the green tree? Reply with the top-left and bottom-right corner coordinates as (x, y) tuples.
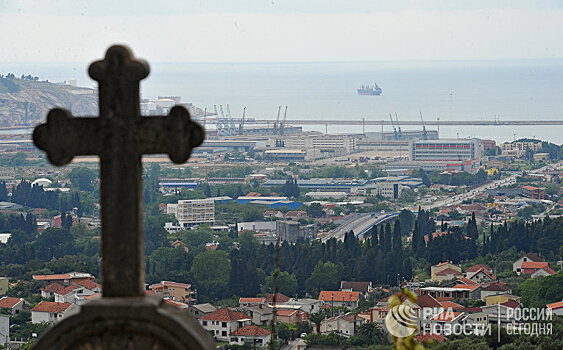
(68, 167), (97, 191)
(306, 203), (324, 218)
(264, 270), (298, 296)
(305, 261), (339, 293)
(190, 250), (231, 302)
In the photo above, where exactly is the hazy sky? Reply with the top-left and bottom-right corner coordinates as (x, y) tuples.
(1, 0), (562, 63)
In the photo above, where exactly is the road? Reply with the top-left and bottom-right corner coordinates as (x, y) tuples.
(421, 161), (563, 211)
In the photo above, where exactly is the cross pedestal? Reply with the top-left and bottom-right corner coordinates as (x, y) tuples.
(31, 45), (215, 350)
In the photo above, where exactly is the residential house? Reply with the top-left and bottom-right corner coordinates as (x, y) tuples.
(481, 301), (520, 326)
(430, 262), (462, 281)
(243, 304), (273, 326)
(435, 268), (464, 282)
(416, 294), (443, 329)
(546, 301), (563, 316)
(41, 282), (65, 299)
(318, 291), (360, 309)
(480, 282), (512, 300)
(229, 325), (271, 347)
(239, 297), (265, 308)
(285, 210), (308, 220)
(464, 311), (489, 333)
(464, 264), (493, 278)
(340, 281), (373, 297)
(281, 298), (322, 315)
(149, 281), (196, 304)
(54, 285), (95, 305)
(419, 287), (471, 300)
(452, 284), (481, 300)
(520, 185), (545, 199)
(32, 272), (94, 286)
(164, 299), (190, 311)
(31, 301), (79, 324)
(467, 268), (497, 284)
(484, 294), (521, 306)
(513, 253), (543, 275)
(320, 314), (365, 337)
(520, 262), (557, 278)
(369, 305), (391, 325)
(73, 279), (102, 293)
(188, 303), (217, 319)
(428, 311), (467, 336)
(276, 309), (307, 324)
(0, 296), (27, 315)
(200, 309), (251, 342)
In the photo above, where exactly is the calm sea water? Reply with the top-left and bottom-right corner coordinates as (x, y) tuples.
(2, 59), (563, 143)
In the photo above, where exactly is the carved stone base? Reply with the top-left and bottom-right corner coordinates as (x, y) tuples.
(32, 296), (216, 350)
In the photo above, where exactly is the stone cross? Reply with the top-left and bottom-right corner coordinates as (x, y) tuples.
(31, 45), (214, 349)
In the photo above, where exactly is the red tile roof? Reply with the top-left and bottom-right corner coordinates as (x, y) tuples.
(457, 277), (479, 286)
(230, 325), (271, 337)
(0, 297), (22, 309)
(415, 332), (446, 343)
(200, 309), (250, 322)
(33, 274), (71, 281)
(435, 268), (463, 276)
(41, 282), (65, 293)
(431, 311), (463, 322)
(500, 300), (520, 309)
(466, 264), (492, 273)
(73, 279), (102, 291)
(481, 282), (511, 292)
(416, 295), (441, 308)
(55, 284), (81, 296)
(463, 307), (483, 313)
(277, 309), (297, 317)
(546, 301), (563, 310)
(540, 266), (557, 275)
(266, 293), (291, 304)
(32, 301), (73, 313)
(468, 267), (496, 280)
(239, 297), (265, 304)
(318, 291), (360, 302)
(522, 261), (549, 269)
(523, 253), (543, 262)
(439, 301), (464, 310)
(453, 284), (480, 292)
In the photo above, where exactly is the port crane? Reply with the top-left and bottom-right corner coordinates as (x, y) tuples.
(389, 114), (398, 140)
(394, 112), (403, 139)
(280, 106), (288, 135)
(419, 111), (427, 140)
(273, 105), (281, 134)
(238, 106), (246, 135)
(214, 105), (223, 136)
(202, 107), (207, 128)
(226, 104), (237, 135)
(219, 105), (231, 136)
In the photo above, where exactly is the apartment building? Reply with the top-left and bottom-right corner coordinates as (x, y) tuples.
(167, 199), (215, 228)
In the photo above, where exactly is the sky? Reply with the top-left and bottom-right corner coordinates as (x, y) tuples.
(1, 0), (563, 63)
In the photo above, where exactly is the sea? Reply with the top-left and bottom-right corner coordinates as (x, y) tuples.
(1, 59), (563, 144)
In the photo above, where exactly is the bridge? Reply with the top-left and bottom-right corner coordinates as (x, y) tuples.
(321, 212), (399, 242)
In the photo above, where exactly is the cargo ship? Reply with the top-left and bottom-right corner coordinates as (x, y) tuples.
(357, 83), (382, 96)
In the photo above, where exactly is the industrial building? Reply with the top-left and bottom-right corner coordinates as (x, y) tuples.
(409, 139), (482, 161)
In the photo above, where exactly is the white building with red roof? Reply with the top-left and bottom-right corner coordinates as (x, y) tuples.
(513, 253), (543, 275)
(320, 314), (365, 337)
(200, 308), (251, 341)
(520, 262), (557, 278)
(0, 296), (27, 316)
(32, 272), (93, 285)
(429, 311), (467, 335)
(229, 325), (271, 346)
(40, 282), (65, 299)
(54, 285), (96, 305)
(318, 291), (360, 309)
(430, 262), (462, 281)
(239, 297), (265, 307)
(546, 301), (563, 316)
(467, 267), (497, 283)
(31, 301), (78, 324)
